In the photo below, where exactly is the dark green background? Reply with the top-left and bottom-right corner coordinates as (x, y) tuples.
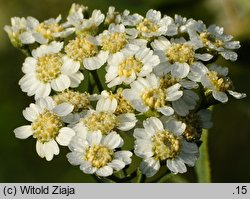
(0, 0), (249, 182)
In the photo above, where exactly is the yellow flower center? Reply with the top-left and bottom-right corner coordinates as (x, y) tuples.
(118, 56), (143, 77)
(82, 112), (118, 134)
(32, 109), (63, 143)
(136, 18), (159, 33)
(178, 113), (202, 142)
(53, 90), (90, 113)
(160, 74), (178, 89)
(65, 36), (98, 62)
(141, 88), (165, 110)
(207, 71), (231, 92)
(101, 32), (128, 54)
(36, 54), (62, 83)
(36, 22), (64, 40)
(85, 145), (113, 168)
(166, 43), (195, 64)
(152, 131), (181, 160)
(200, 32), (224, 48)
(114, 88), (134, 115)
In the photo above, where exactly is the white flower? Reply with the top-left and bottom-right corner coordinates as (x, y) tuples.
(72, 97), (137, 135)
(134, 117), (199, 177)
(189, 22), (241, 61)
(105, 45), (160, 87)
(67, 131), (132, 177)
(76, 9), (105, 33)
(19, 15), (74, 44)
(152, 36), (212, 79)
(64, 35), (108, 70)
(53, 90), (91, 123)
(96, 23), (146, 56)
(176, 109), (213, 141)
(123, 74), (183, 116)
(201, 64), (246, 103)
(19, 41), (84, 99)
(124, 9), (177, 38)
(4, 17), (27, 47)
(14, 97), (75, 161)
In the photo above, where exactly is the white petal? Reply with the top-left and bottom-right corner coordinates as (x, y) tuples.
(36, 140), (59, 161)
(80, 162), (97, 174)
(52, 103), (74, 117)
(51, 75), (70, 91)
(23, 103), (41, 122)
(114, 151), (133, 165)
(14, 125), (33, 139)
(66, 152), (84, 165)
(134, 140), (153, 158)
(19, 31), (35, 44)
(96, 166), (113, 177)
(212, 91), (228, 103)
(56, 127), (76, 146)
(140, 158), (160, 177)
(171, 63), (190, 78)
(36, 96), (55, 110)
(61, 57), (80, 75)
(69, 72), (84, 88)
(96, 97), (117, 113)
(165, 119), (186, 136)
(157, 106), (174, 116)
(117, 113), (137, 131)
(143, 117), (163, 135)
(167, 158), (187, 174)
(228, 90), (246, 99)
(108, 159), (125, 171)
(102, 132), (123, 149)
(87, 131), (102, 146)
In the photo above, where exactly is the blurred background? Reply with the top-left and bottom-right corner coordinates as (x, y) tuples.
(0, 0), (249, 182)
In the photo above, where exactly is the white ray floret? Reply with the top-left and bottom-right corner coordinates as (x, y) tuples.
(123, 74), (183, 116)
(14, 97), (75, 161)
(67, 131), (132, 177)
(134, 117), (198, 177)
(19, 41), (84, 99)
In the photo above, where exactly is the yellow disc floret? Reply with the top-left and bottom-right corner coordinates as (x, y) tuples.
(207, 71), (231, 92)
(36, 53), (62, 83)
(118, 56), (143, 77)
(166, 43), (195, 64)
(114, 88), (134, 115)
(137, 18), (159, 33)
(32, 109), (63, 143)
(152, 131), (181, 160)
(65, 35), (98, 62)
(85, 145), (113, 168)
(101, 32), (128, 54)
(53, 90), (90, 112)
(36, 22), (63, 40)
(141, 88), (165, 110)
(82, 112), (118, 134)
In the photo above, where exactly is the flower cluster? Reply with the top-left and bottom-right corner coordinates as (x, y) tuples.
(6, 4), (246, 179)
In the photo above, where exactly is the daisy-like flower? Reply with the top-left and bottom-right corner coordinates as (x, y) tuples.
(75, 9), (105, 35)
(4, 17), (27, 48)
(123, 9), (177, 38)
(64, 35), (108, 70)
(19, 41), (84, 99)
(201, 64), (246, 103)
(104, 6), (122, 25)
(14, 97), (75, 161)
(189, 22), (241, 61)
(96, 23), (146, 57)
(67, 131), (132, 177)
(123, 74), (183, 116)
(73, 96), (137, 135)
(159, 74), (199, 116)
(176, 109), (213, 142)
(151, 36), (212, 80)
(19, 15), (74, 45)
(99, 90), (135, 115)
(53, 90), (91, 123)
(105, 45), (160, 87)
(134, 117), (199, 177)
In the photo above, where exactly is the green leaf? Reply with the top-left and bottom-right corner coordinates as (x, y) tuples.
(195, 129), (211, 182)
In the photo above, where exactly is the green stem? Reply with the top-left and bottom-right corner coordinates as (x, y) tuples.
(195, 129), (211, 182)
(90, 70), (103, 92)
